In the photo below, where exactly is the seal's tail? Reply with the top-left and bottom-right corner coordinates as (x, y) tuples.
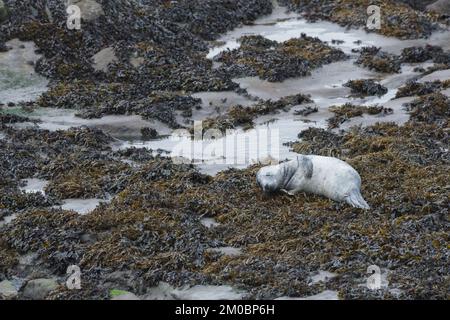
(346, 190), (370, 209)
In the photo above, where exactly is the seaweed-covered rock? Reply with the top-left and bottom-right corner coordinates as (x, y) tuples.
(401, 45), (444, 63)
(215, 34), (347, 82)
(39, 84), (203, 128)
(403, 92), (450, 124)
(67, 0), (104, 22)
(344, 79), (388, 97)
(356, 47), (402, 73)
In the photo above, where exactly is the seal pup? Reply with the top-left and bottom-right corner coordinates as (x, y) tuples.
(256, 155), (370, 209)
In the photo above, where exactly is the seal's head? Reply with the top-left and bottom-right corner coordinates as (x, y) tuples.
(256, 156), (313, 194)
(256, 164), (284, 194)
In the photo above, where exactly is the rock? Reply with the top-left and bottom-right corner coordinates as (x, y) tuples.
(68, 0), (104, 22)
(23, 279), (59, 300)
(130, 56), (145, 68)
(0, 280), (18, 299)
(91, 47), (118, 72)
(0, 0), (8, 23)
(426, 0), (450, 15)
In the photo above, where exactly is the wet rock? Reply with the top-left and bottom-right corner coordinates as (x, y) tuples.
(110, 290), (140, 300)
(344, 79), (388, 97)
(0, 280), (18, 299)
(91, 47), (118, 73)
(403, 92), (450, 124)
(23, 278), (59, 299)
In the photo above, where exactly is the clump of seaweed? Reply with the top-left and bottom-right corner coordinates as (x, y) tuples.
(396, 80), (450, 98)
(1, 116), (448, 299)
(38, 82), (203, 129)
(327, 103), (393, 129)
(403, 92), (450, 125)
(278, 0), (439, 39)
(401, 45), (446, 63)
(344, 79), (388, 97)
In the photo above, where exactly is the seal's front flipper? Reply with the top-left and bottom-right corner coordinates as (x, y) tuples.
(345, 191), (370, 209)
(281, 189), (296, 196)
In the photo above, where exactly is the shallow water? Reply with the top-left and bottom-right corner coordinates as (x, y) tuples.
(207, 247), (243, 257)
(200, 217), (220, 228)
(55, 198), (108, 215)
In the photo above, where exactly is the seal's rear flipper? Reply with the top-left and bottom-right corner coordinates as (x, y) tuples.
(346, 191), (370, 209)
